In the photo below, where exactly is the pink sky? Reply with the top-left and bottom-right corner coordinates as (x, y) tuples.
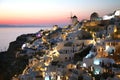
(0, 0), (120, 26)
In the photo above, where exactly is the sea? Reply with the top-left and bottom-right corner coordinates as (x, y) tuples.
(0, 27), (51, 52)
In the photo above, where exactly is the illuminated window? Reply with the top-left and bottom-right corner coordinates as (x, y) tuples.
(83, 63), (86, 67)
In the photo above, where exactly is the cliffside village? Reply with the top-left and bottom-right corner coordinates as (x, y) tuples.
(12, 10), (120, 80)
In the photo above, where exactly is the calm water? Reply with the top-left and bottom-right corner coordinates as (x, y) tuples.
(0, 27), (50, 51)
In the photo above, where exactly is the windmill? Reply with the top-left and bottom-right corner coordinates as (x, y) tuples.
(67, 12), (73, 24)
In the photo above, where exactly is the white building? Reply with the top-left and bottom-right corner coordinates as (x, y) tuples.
(103, 10), (120, 20)
(55, 39), (93, 62)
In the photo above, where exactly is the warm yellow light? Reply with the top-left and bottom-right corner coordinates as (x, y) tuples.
(114, 25), (117, 33)
(66, 76), (69, 80)
(117, 75), (120, 78)
(92, 32), (95, 37)
(105, 45), (109, 51)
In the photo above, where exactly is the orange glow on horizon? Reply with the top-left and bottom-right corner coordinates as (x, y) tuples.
(0, 0), (120, 25)
(0, 12), (87, 25)
(0, 17), (70, 25)
(0, 12), (88, 25)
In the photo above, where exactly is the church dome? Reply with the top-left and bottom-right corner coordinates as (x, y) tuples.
(90, 12), (99, 21)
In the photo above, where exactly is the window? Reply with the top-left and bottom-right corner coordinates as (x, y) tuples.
(73, 50), (74, 53)
(69, 57), (71, 60)
(66, 50), (67, 54)
(98, 49), (100, 52)
(108, 27), (111, 31)
(65, 57), (67, 60)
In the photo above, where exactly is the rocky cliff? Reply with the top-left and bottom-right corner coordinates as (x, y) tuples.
(0, 33), (36, 80)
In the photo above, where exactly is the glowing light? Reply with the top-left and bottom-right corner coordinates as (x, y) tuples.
(94, 69), (100, 75)
(21, 43), (26, 50)
(105, 45), (109, 51)
(117, 75), (120, 78)
(45, 75), (50, 80)
(36, 33), (41, 38)
(83, 63), (86, 67)
(57, 76), (61, 80)
(105, 45), (115, 54)
(94, 59), (100, 65)
(114, 25), (117, 33)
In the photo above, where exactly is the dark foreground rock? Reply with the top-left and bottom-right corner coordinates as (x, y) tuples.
(0, 34), (36, 80)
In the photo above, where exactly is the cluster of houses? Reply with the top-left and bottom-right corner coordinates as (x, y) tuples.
(13, 10), (120, 80)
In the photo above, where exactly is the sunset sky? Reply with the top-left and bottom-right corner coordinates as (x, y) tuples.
(0, 0), (120, 26)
